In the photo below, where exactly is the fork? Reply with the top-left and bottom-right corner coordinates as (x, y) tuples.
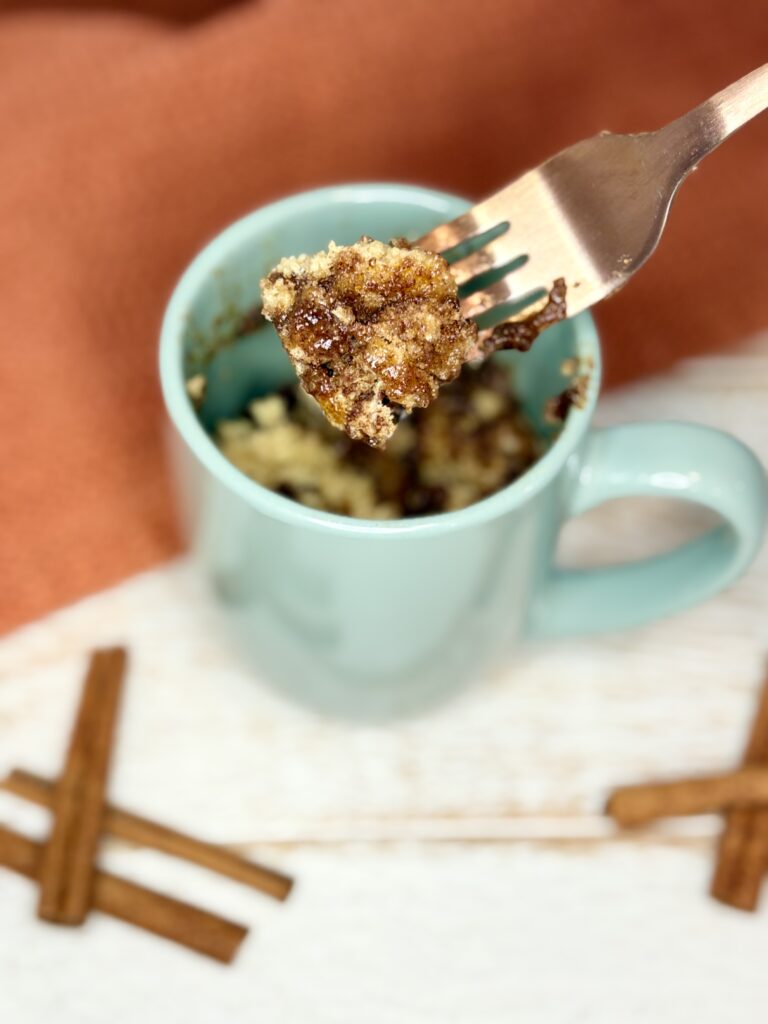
(416, 63), (768, 347)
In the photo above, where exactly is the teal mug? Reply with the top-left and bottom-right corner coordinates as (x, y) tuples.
(159, 184), (767, 717)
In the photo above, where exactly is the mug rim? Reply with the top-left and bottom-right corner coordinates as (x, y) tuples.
(159, 183), (602, 538)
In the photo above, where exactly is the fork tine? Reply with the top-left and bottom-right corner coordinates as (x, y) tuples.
(449, 237), (526, 286)
(416, 209), (503, 254)
(459, 260), (543, 319)
(416, 213), (480, 253)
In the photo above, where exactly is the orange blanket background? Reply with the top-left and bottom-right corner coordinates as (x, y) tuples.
(1, 0), (767, 634)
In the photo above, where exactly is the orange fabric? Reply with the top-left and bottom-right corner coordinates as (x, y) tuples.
(1, 0), (767, 634)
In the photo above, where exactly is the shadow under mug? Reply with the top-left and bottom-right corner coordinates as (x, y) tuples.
(159, 184), (767, 718)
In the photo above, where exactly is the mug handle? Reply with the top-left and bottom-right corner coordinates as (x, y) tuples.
(528, 422), (767, 639)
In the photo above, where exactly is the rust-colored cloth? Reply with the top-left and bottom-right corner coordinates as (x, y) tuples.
(1, 0), (767, 634)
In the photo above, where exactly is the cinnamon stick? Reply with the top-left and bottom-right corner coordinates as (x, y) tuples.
(3, 768), (293, 902)
(38, 647), (126, 924)
(607, 767), (768, 828)
(0, 824), (247, 962)
(711, 675), (768, 911)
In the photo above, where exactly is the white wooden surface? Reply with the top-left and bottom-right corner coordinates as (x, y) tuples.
(2, 337), (768, 1022)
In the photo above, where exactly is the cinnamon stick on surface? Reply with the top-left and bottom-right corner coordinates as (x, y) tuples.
(3, 769), (293, 902)
(711, 675), (768, 911)
(607, 767), (768, 828)
(38, 647), (126, 924)
(0, 824), (247, 963)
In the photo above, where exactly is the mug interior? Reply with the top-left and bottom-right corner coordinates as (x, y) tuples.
(161, 184), (601, 530)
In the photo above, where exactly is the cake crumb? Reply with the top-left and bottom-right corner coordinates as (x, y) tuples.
(250, 394), (287, 429)
(185, 374), (207, 408)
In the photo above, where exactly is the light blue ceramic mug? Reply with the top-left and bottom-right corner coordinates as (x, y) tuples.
(160, 184), (767, 717)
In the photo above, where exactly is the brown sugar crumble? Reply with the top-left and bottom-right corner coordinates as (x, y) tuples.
(544, 373), (590, 424)
(216, 361), (539, 520)
(261, 237), (478, 448)
(482, 277), (568, 356)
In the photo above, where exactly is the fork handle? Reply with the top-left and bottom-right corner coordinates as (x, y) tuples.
(654, 63), (768, 177)
(527, 422), (767, 639)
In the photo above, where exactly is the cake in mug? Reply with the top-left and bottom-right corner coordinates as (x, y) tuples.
(215, 361), (540, 520)
(204, 236), (584, 520)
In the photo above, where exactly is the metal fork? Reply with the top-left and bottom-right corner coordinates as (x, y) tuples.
(416, 63), (768, 345)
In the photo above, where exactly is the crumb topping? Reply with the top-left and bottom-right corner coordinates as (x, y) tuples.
(261, 238), (478, 447)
